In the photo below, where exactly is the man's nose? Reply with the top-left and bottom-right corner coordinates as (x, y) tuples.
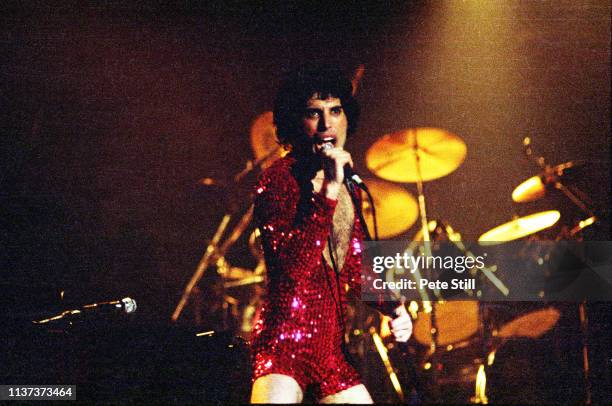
(318, 111), (332, 131)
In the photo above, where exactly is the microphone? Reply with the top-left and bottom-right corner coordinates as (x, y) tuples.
(320, 141), (375, 240)
(33, 297), (137, 325)
(320, 142), (366, 189)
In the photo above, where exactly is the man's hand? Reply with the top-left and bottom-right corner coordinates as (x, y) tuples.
(320, 146), (353, 182)
(318, 146), (353, 199)
(390, 303), (413, 343)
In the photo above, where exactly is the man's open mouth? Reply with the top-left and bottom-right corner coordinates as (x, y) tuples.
(316, 136), (337, 145)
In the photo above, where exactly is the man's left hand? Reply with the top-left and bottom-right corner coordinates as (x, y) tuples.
(390, 303), (413, 343)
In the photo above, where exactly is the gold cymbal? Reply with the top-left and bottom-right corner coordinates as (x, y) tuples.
(250, 111), (285, 168)
(360, 178), (418, 239)
(512, 175), (545, 203)
(511, 161), (580, 203)
(478, 210), (561, 244)
(366, 128), (467, 182)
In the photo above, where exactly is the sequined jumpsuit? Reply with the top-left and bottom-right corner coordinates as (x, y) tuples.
(251, 155), (393, 399)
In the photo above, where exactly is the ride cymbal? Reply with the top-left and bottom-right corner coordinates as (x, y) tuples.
(366, 128), (467, 182)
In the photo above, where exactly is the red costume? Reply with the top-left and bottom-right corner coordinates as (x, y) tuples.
(251, 155), (393, 399)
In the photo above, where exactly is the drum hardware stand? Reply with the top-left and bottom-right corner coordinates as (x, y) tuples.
(370, 327), (405, 402)
(442, 223), (509, 298)
(171, 150), (272, 322)
(470, 300), (496, 404)
(407, 131), (443, 400)
(234, 146), (282, 183)
(524, 137), (597, 404)
(523, 137), (597, 229)
(544, 160), (597, 406)
(578, 300), (591, 405)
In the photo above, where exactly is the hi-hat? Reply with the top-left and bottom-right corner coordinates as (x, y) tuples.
(250, 111), (286, 168)
(366, 128), (467, 182)
(360, 178), (418, 239)
(478, 210), (561, 244)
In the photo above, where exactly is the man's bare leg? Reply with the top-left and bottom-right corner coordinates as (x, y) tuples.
(250, 373), (304, 404)
(319, 384), (373, 404)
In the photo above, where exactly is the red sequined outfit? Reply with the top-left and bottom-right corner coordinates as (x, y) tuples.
(251, 155), (392, 399)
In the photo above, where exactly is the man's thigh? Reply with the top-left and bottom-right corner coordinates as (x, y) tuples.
(319, 384), (373, 404)
(250, 373), (304, 404)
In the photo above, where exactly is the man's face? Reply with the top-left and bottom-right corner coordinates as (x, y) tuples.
(300, 95), (348, 153)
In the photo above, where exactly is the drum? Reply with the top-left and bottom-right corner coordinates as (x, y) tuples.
(487, 337), (576, 403)
(485, 302), (560, 339)
(408, 221), (482, 347)
(413, 300), (480, 346)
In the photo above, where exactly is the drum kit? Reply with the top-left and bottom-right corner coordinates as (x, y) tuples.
(361, 130), (599, 403)
(172, 102), (600, 402)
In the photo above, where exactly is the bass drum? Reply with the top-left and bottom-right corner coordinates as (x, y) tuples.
(487, 301), (583, 404)
(487, 337), (576, 404)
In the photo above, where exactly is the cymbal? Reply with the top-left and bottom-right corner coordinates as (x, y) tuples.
(512, 175), (545, 203)
(478, 210), (561, 244)
(360, 178), (418, 239)
(366, 128), (467, 182)
(250, 111), (285, 168)
(511, 161), (581, 203)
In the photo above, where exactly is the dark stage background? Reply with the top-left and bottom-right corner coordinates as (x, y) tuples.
(1, 1), (610, 402)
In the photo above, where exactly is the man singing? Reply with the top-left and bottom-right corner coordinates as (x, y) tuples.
(250, 64), (412, 403)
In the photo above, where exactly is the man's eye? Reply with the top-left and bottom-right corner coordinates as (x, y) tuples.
(331, 107), (343, 115)
(305, 110), (320, 118)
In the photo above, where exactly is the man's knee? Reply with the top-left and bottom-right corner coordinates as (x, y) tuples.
(250, 373), (304, 404)
(319, 384), (373, 404)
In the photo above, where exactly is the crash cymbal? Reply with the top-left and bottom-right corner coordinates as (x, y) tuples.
(366, 128), (467, 182)
(512, 175), (545, 203)
(360, 178), (418, 239)
(250, 111), (286, 168)
(511, 161), (581, 203)
(478, 210), (561, 244)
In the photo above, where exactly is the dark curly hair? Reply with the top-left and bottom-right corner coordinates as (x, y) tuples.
(273, 64), (360, 149)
